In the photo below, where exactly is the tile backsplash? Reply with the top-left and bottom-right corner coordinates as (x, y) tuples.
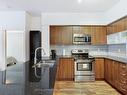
(50, 43), (127, 57)
(108, 43), (127, 57)
(50, 45), (108, 56)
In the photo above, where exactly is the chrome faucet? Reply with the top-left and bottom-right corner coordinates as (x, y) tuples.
(34, 47), (46, 65)
(34, 47), (46, 78)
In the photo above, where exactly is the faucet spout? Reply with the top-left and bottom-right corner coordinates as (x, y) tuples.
(34, 47), (46, 65)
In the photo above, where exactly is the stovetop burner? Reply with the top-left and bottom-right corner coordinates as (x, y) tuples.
(71, 49), (94, 60)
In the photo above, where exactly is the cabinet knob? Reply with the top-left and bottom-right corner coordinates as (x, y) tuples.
(121, 65), (126, 69)
(121, 73), (126, 76)
(120, 80), (126, 84)
(120, 86), (126, 91)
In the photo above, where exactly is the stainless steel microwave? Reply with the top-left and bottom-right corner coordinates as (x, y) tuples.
(73, 34), (91, 45)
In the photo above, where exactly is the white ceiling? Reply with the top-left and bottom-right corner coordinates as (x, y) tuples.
(0, 0), (120, 16)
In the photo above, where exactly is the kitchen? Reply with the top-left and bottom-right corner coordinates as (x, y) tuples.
(0, 0), (127, 95)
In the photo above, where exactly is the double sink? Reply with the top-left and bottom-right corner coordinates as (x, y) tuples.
(33, 59), (56, 68)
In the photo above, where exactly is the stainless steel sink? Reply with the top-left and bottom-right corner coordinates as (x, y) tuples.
(33, 60), (55, 68)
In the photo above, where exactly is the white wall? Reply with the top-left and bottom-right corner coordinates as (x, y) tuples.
(42, 25), (50, 56)
(25, 12), (31, 61)
(0, 30), (6, 71)
(105, 0), (127, 24)
(41, 13), (106, 25)
(0, 11), (26, 30)
(7, 31), (25, 62)
(30, 16), (41, 30)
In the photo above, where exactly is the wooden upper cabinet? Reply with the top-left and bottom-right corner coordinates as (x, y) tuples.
(50, 25), (107, 45)
(125, 17), (127, 30)
(72, 26), (92, 35)
(50, 26), (73, 45)
(72, 26), (81, 34)
(61, 26), (73, 45)
(116, 19), (125, 32)
(73, 26), (106, 45)
(107, 16), (127, 35)
(107, 25), (112, 35)
(91, 26), (107, 45)
(80, 26), (92, 35)
(50, 26), (62, 45)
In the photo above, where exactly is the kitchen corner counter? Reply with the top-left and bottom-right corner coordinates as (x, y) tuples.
(58, 54), (127, 64)
(93, 55), (127, 64)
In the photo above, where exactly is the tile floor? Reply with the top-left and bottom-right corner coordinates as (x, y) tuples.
(53, 81), (121, 95)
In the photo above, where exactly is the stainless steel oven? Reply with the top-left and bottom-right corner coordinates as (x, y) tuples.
(71, 49), (95, 82)
(75, 59), (95, 82)
(73, 34), (91, 45)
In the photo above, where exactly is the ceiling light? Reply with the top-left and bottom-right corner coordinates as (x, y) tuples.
(78, 0), (82, 3)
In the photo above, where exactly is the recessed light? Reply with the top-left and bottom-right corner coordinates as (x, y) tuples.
(78, 0), (82, 3)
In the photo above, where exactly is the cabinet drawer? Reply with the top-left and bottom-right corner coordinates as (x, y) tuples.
(120, 72), (126, 77)
(120, 63), (126, 69)
(120, 77), (127, 84)
(119, 83), (127, 94)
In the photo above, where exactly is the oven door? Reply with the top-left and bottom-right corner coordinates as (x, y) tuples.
(75, 60), (94, 75)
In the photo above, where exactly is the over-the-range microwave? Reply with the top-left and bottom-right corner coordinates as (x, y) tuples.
(73, 34), (91, 45)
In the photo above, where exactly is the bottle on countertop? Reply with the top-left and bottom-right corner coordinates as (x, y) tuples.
(51, 50), (56, 60)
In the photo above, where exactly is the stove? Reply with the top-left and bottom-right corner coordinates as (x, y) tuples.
(71, 49), (95, 82)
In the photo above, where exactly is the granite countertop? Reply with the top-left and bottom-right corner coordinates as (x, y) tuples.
(93, 55), (127, 64)
(58, 54), (127, 64)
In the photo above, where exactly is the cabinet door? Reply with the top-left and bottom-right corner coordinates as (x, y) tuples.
(80, 26), (92, 35)
(107, 17), (127, 35)
(56, 58), (74, 81)
(104, 59), (112, 83)
(117, 19), (125, 32)
(104, 59), (108, 81)
(95, 58), (104, 79)
(125, 17), (127, 30)
(72, 26), (81, 34)
(91, 26), (107, 45)
(113, 61), (119, 88)
(118, 62), (127, 94)
(50, 26), (62, 45)
(50, 26), (73, 45)
(61, 26), (73, 45)
(107, 25), (110, 35)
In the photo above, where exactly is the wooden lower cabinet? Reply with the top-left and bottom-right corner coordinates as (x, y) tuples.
(56, 58), (74, 81)
(105, 58), (127, 95)
(118, 63), (127, 95)
(95, 58), (104, 79)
